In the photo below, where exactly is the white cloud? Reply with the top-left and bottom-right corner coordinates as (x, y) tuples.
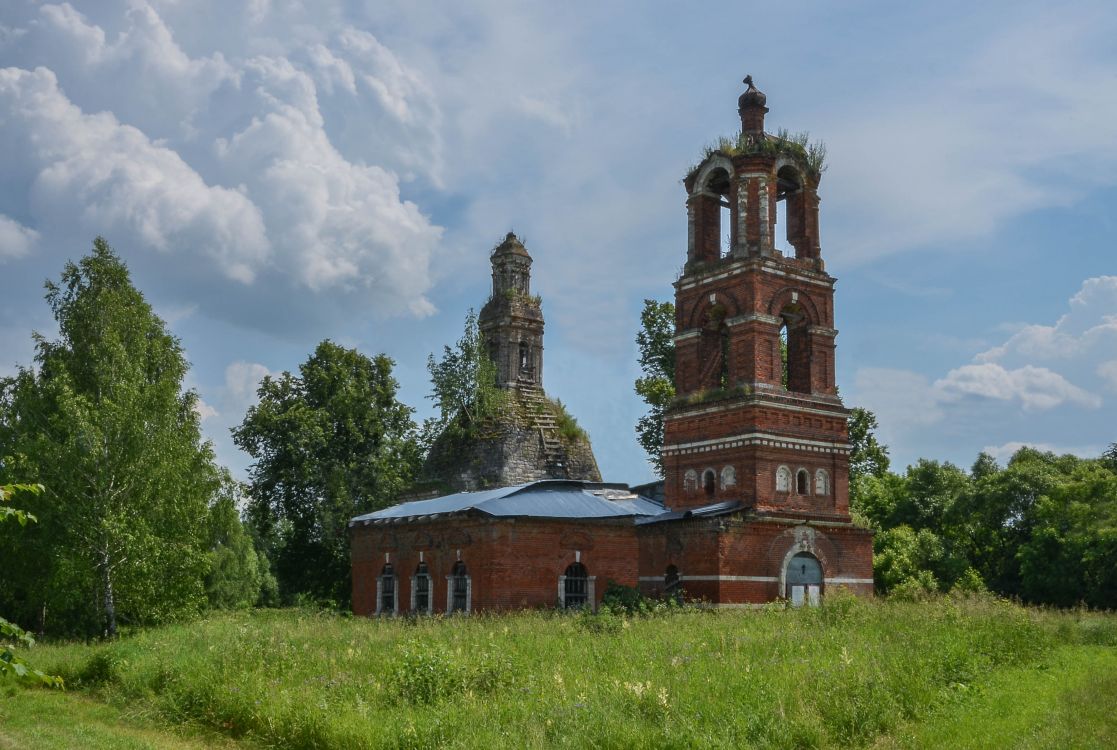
(194, 398), (219, 421)
(981, 441), (1104, 463)
(1098, 360), (1117, 392)
(825, 12), (1117, 262)
(934, 362), (1101, 411)
(0, 66), (270, 282)
(977, 276), (1117, 364)
(0, 214), (38, 260)
(0, 2), (445, 320)
(224, 360), (273, 409)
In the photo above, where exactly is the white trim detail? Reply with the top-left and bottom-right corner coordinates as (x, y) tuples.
(825, 577), (874, 585)
(677, 259), (833, 291)
(668, 397), (848, 420)
(663, 431), (850, 456)
(639, 574), (779, 582)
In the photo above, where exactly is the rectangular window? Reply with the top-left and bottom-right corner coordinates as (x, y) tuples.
(416, 575), (430, 612)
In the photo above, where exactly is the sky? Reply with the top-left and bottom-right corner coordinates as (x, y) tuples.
(1, 0), (1115, 486)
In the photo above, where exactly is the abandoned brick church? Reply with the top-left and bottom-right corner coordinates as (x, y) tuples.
(349, 79), (873, 615)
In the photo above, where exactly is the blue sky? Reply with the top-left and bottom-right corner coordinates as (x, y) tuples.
(1, 0), (1115, 486)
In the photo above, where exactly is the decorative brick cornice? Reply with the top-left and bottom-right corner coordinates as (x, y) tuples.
(662, 431), (851, 457)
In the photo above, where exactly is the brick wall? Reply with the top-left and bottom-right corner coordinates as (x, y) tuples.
(351, 515), (639, 616)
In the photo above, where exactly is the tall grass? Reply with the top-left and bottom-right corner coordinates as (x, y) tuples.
(29, 594), (1117, 749)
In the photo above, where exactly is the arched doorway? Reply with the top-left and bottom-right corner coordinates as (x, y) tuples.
(785, 552), (823, 607)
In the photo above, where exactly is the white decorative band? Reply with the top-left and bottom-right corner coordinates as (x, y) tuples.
(663, 431), (851, 457)
(638, 575), (873, 584)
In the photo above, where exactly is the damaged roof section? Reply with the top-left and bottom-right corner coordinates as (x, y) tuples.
(349, 479), (665, 526)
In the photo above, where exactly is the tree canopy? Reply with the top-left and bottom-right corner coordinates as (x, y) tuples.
(634, 299), (676, 476)
(0, 238), (223, 637)
(426, 309), (503, 435)
(233, 340), (419, 606)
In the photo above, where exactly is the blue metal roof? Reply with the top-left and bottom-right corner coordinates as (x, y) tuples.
(350, 480), (665, 526)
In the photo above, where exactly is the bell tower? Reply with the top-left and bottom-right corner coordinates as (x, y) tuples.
(664, 77), (851, 520)
(478, 232), (545, 389)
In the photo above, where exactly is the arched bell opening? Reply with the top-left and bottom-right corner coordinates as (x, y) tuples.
(689, 163), (735, 264)
(776, 164), (817, 260)
(779, 304), (812, 394)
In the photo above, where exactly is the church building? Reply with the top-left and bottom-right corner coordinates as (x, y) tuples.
(349, 79), (873, 615)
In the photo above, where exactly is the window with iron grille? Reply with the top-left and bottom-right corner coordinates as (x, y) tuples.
(563, 562), (589, 609)
(380, 563), (396, 615)
(451, 561), (469, 613)
(415, 562), (430, 613)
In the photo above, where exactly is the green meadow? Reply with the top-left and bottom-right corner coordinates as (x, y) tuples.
(4, 595), (1116, 749)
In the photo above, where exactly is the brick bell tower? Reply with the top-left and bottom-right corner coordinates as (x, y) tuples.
(479, 232), (544, 390)
(663, 77), (851, 522)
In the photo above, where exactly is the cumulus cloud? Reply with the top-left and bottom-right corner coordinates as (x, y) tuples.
(977, 276), (1117, 364)
(224, 361), (274, 410)
(934, 362), (1101, 410)
(0, 66), (269, 281)
(0, 1), (444, 321)
(853, 274), (1113, 468)
(0, 214), (38, 260)
(194, 398), (219, 421)
(1098, 360), (1117, 392)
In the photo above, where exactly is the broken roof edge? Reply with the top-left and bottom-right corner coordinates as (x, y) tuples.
(348, 478), (663, 527)
(636, 500), (744, 525)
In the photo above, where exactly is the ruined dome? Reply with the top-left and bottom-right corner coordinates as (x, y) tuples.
(492, 231), (531, 259)
(738, 75), (767, 109)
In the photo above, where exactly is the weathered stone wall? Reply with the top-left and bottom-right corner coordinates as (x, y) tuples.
(421, 394), (601, 492)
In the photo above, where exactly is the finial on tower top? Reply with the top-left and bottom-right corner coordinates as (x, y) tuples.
(738, 74), (768, 135)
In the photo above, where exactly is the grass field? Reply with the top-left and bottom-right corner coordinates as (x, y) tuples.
(5, 594), (1117, 749)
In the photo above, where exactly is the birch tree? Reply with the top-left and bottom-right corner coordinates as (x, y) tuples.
(0, 238), (216, 637)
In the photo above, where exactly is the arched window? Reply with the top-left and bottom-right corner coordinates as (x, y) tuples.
(720, 465), (736, 489)
(778, 321), (789, 388)
(562, 562), (589, 609)
(814, 469), (830, 496)
(796, 469), (810, 495)
(776, 165), (804, 257)
(775, 465), (792, 493)
(702, 469), (716, 498)
(664, 565), (682, 604)
(412, 562), (431, 614)
(780, 305), (811, 394)
(448, 561), (470, 613)
(683, 469), (698, 495)
(378, 563), (397, 615)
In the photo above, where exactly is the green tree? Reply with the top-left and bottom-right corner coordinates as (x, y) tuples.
(0, 238), (217, 637)
(426, 309), (503, 434)
(1, 482), (63, 688)
(233, 340), (419, 606)
(952, 447), (1068, 597)
(848, 407), (890, 481)
(204, 473), (275, 609)
(634, 300), (676, 475)
(1016, 460), (1117, 608)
